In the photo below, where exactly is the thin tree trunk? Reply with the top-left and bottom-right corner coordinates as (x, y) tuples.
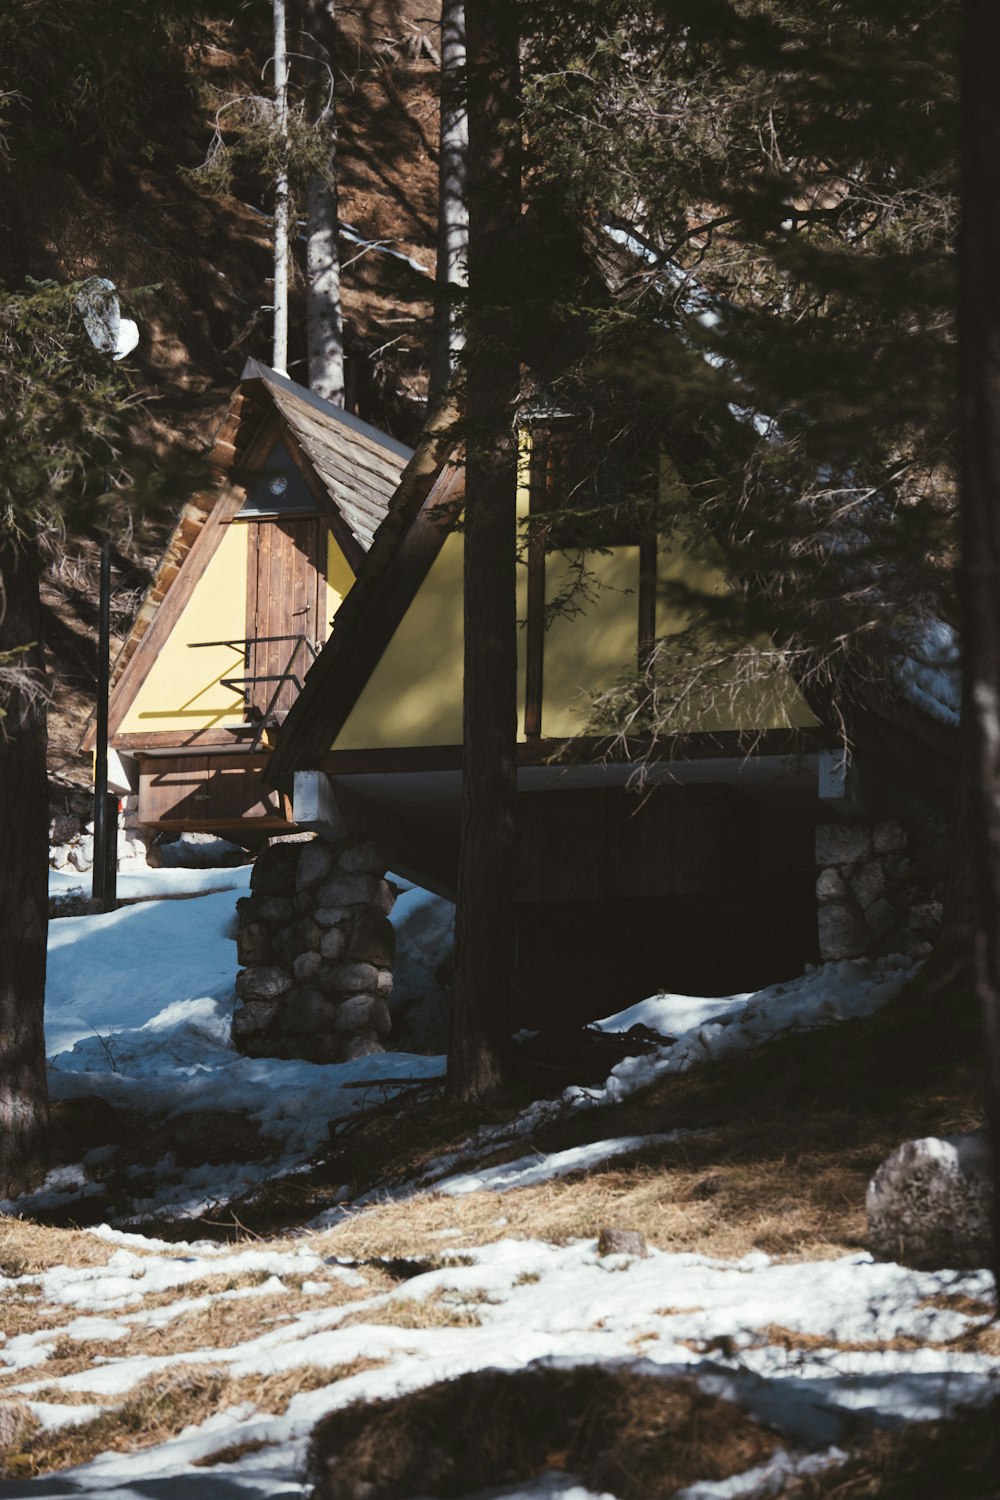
(305, 0), (345, 405)
(959, 0), (1000, 1289)
(447, 0), (521, 1102)
(0, 540), (50, 1199)
(429, 0), (469, 404)
(273, 0), (290, 375)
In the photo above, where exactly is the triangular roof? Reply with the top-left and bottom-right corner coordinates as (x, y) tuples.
(86, 361), (413, 751)
(268, 394), (464, 777)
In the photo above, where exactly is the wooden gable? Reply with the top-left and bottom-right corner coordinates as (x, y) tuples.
(91, 364), (412, 755)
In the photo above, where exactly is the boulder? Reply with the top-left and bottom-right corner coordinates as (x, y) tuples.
(293, 950), (323, 982)
(849, 860), (886, 910)
(815, 822), (873, 868)
(340, 1029), (385, 1060)
(284, 989), (341, 1035)
(867, 1132), (994, 1269)
(320, 925), (349, 962)
(326, 960), (383, 995)
(271, 917), (323, 964)
(337, 840), (388, 875)
(235, 966), (292, 1003)
(347, 907), (396, 967)
(236, 921), (271, 966)
(873, 819), (907, 855)
(816, 867), (847, 902)
(231, 997), (284, 1044)
(249, 841), (301, 896)
(296, 842), (336, 890)
(334, 993), (392, 1036)
(817, 901), (869, 961)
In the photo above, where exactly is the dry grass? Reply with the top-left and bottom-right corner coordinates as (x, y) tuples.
(307, 1366), (781, 1500)
(0, 1272), (387, 1393)
(781, 1398), (1000, 1500)
(0, 1219), (117, 1277)
(2, 1360), (384, 1480)
(337, 1287), (486, 1332)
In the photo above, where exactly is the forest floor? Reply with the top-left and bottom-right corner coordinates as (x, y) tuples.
(0, 872), (997, 1496)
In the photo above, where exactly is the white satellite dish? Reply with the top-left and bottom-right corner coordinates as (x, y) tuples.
(76, 277), (140, 361)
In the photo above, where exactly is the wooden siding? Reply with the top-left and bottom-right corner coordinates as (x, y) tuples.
(138, 754), (291, 830)
(245, 516), (326, 720)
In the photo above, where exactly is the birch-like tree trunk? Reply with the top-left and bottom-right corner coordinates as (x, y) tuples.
(959, 0), (1000, 1290)
(429, 0), (469, 404)
(272, 0), (290, 374)
(448, 0), (521, 1102)
(0, 540), (50, 1198)
(305, 0), (345, 404)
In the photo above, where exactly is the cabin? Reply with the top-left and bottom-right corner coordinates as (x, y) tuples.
(265, 406), (850, 1024)
(86, 360), (413, 840)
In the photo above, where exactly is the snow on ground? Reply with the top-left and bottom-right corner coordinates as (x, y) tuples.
(0, 876), (992, 1494)
(49, 864), (253, 901)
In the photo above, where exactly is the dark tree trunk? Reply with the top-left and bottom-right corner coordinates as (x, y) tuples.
(0, 539), (50, 1198)
(959, 0), (1000, 1289)
(447, 0), (521, 1101)
(429, 0), (469, 404)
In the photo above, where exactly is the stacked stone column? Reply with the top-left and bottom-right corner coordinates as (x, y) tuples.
(232, 837), (396, 1062)
(815, 816), (949, 963)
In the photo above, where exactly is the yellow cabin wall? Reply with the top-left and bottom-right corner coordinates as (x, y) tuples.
(326, 534), (354, 627)
(118, 522), (356, 738)
(331, 442), (816, 753)
(118, 522), (248, 736)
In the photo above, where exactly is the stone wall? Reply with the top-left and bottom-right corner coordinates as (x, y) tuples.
(816, 815), (951, 962)
(232, 836), (397, 1062)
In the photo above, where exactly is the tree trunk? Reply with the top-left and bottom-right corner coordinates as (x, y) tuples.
(959, 0), (1000, 1290)
(429, 0), (469, 404)
(305, 0), (345, 405)
(447, 0), (521, 1102)
(272, 0), (290, 374)
(0, 539), (50, 1199)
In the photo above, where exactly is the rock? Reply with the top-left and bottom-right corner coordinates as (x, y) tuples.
(237, 922), (271, 966)
(293, 950), (324, 982)
(817, 901), (870, 961)
(347, 907), (396, 967)
(815, 822), (873, 868)
(250, 841), (301, 896)
(911, 837), (954, 883)
(316, 872), (381, 909)
(284, 989), (341, 1035)
(320, 925), (349, 962)
(340, 1030), (385, 1060)
(816, 867), (847, 902)
(256, 896), (294, 924)
(315, 906), (349, 928)
(326, 960), (383, 995)
(69, 837), (94, 872)
(50, 813), (81, 845)
(850, 860), (886, 910)
(867, 1132), (994, 1269)
(271, 918), (323, 964)
(296, 842), (335, 890)
(864, 897), (897, 945)
(908, 900), (944, 933)
(597, 1227), (647, 1258)
(231, 997), (283, 1043)
(873, 819), (907, 854)
(235, 966), (292, 1003)
(334, 993), (392, 1036)
(337, 840), (388, 875)
(293, 891), (314, 913)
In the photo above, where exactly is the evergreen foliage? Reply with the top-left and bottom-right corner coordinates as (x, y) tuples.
(518, 0), (958, 744)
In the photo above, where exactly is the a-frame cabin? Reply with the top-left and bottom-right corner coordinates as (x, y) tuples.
(87, 360), (413, 839)
(268, 404), (833, 1020)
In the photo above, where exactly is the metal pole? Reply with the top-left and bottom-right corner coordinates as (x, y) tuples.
(92, 536), (112, 910)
